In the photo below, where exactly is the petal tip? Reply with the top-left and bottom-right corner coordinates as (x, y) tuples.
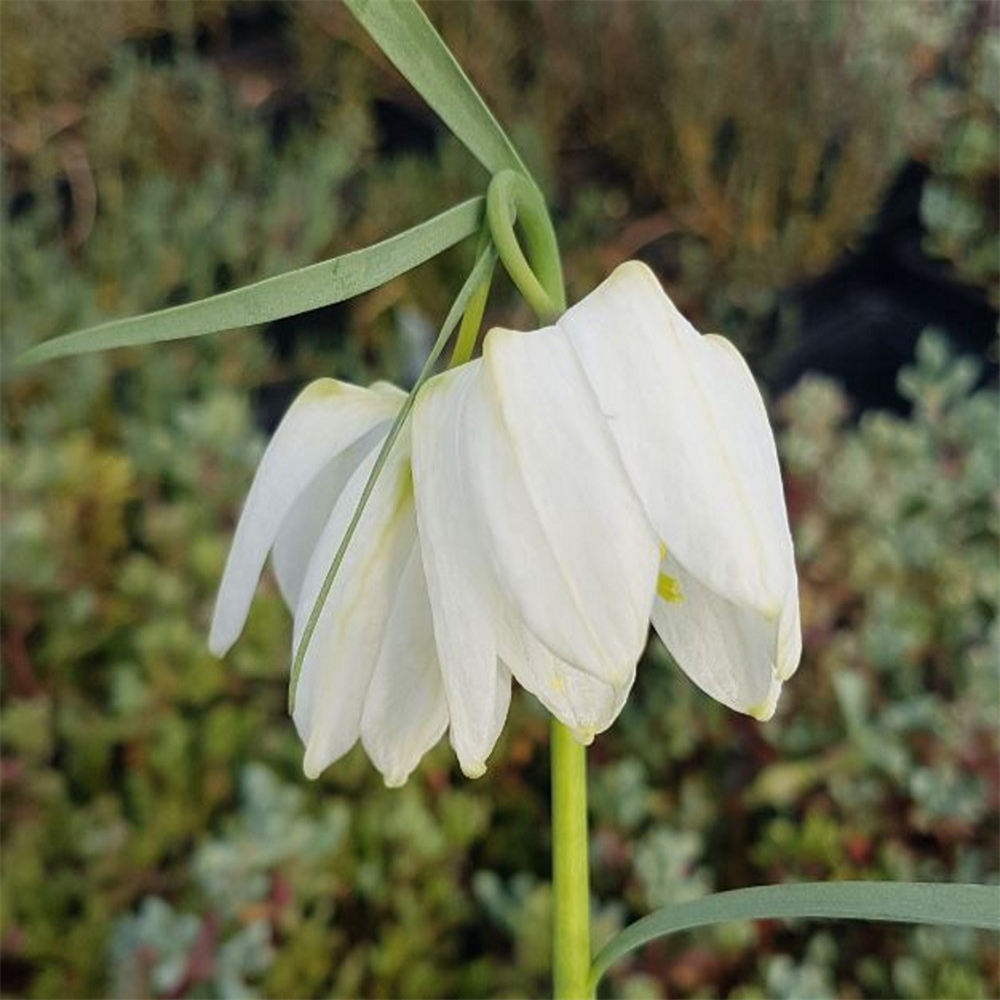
(207, 621), (233, 659)
(302, 742), (327, 781)
(746, 679), (783, 721)
(298, 377), (341, 402)
(610, 259), (658, 288)
(207, 639), (226, 660)
(461, 759), (487, 780)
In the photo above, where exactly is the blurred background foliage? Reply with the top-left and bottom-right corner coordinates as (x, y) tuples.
(1, 2), (997, 998)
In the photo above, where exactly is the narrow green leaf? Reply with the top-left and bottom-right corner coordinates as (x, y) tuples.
(17, 197), (484, 366)
(345, 0), (529, 179)
(589, 882), (1000, 994)
(289, 240), (498, 712)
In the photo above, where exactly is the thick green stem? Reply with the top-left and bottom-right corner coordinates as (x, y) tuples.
(551, 720), (591, 1000)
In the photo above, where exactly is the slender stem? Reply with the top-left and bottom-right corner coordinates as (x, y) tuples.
(551, 719), (591, 1000)
(487, 170), (566, 322)
(449, 232), (495, 368)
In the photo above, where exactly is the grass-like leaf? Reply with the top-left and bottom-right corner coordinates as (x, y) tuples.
(589, 882), (1000, 995)
(17, 197), (484, 367)
(345, 0), (529, 179)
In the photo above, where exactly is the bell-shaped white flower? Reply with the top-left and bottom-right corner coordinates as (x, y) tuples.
(210, 260), (801, 786)
(556, 260), (802, 718)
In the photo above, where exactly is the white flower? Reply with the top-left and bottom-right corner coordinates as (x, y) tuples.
(210, 261), (801, 785)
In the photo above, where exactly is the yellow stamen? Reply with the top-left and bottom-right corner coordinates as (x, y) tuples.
(657, 572), (684, 604)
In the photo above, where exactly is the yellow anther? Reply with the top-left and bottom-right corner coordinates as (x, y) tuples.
(657, 573), (684, 604)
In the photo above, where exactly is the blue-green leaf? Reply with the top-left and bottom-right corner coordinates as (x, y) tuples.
(589, 882), (1000, 994)
(17, 197), (484, 366)
(345, 0), (529, 179)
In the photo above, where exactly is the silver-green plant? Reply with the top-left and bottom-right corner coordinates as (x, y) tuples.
(16, 4), (999, 997)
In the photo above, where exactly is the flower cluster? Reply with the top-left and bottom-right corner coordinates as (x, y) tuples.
(210, 262), (801, 786)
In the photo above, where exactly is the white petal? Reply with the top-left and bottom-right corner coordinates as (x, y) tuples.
(361, 540), (449, 787)
(271, 432), (380, 611)
(561, 261), (795, 616)
(411, 363), (512, 778)
(651, 550), (792, 718)
(474, 325), (659, 687)
(775, 577), (803, 682)
(291, 432), (417, 779)
(209, 379), (402, 656)
(498, 622), (633, 745)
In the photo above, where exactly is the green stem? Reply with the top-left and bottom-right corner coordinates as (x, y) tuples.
(551, 720), (591, 1000)
(487, 170), (566, 322)
(449, 231), (495, 368)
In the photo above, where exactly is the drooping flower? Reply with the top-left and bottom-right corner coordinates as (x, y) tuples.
(210, 261), (801, 785)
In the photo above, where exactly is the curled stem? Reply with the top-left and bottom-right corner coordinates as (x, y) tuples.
(487, 170), (566, 323)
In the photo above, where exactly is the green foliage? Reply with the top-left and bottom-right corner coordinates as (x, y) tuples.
(1, 3), (996, 999)
(918, 26), (1000, 304)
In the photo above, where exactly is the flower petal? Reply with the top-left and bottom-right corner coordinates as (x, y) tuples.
(360, 540), (449, 788)
(650, 550), (793, 718)
(291, 432), (417, 779)
(498, 622), (633, 745)
(411, 363), (512, 778)
(561, 261), (796, 617)
(209, 379), (402, 656)
(474, 324), (659, 687)
(271, 434), (381, 611)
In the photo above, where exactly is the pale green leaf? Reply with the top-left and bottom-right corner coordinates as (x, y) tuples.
(589, 882), (1000, 994)
(345, 0), (529, 179)
(17, 197), (484, 366)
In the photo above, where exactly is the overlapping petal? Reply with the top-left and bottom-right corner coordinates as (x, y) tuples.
(559, 261), (801, 712)
(361, 542), (449, 787)
(651, 554), (781, 719)
(412, 338), (658, 774)
(560, 261), (795, 615)
(410, 363), (513, 776)
(477, 326), (660, 685)
(210, 377), (452, 786)
(209, 379), (402, 655)
(291, 435), (421, 778)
